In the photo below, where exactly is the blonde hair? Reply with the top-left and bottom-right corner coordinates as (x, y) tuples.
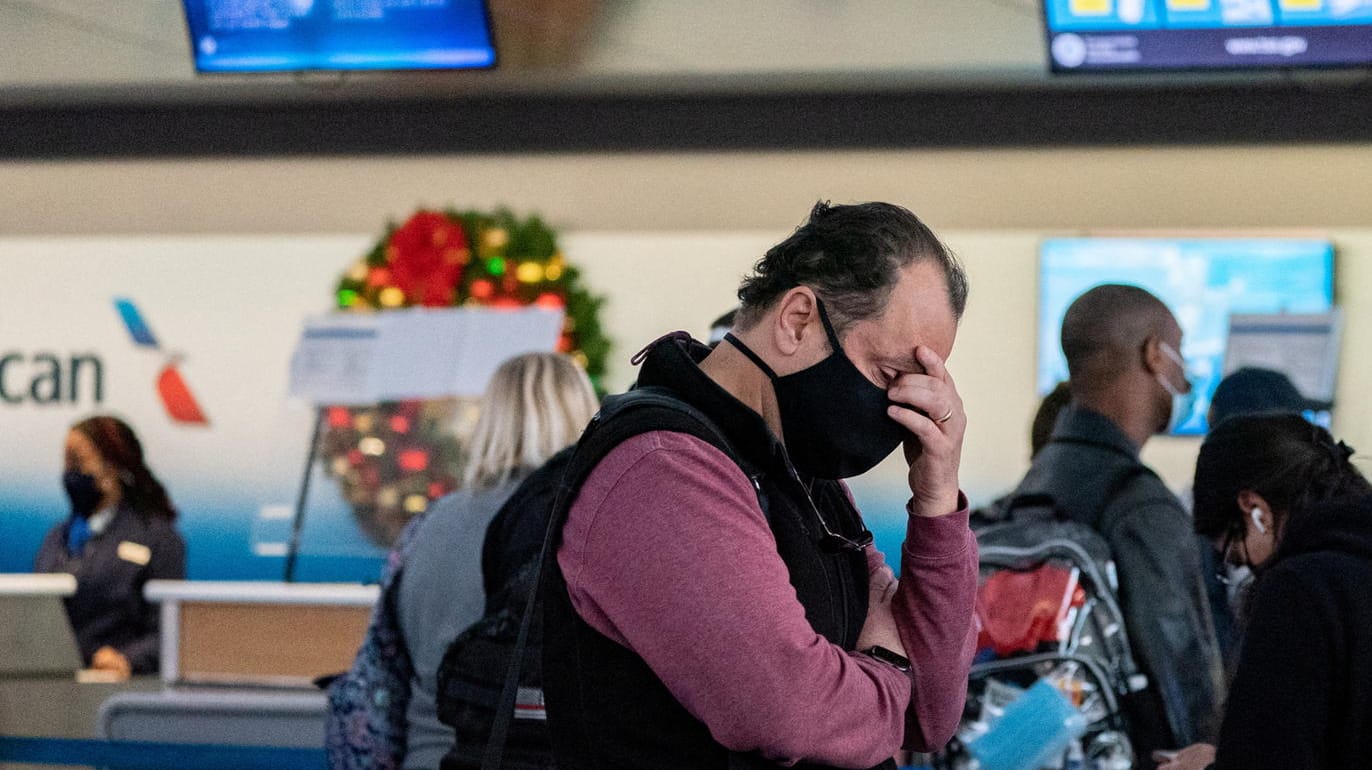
(461, 351), (599, 490)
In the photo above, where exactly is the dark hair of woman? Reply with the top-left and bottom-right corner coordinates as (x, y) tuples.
(1030, 381), (1073, 460)
(72, 415), (177, 520)
(1193, 413), (1369, 553)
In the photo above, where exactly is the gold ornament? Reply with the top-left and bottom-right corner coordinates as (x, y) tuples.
(516, 261), (545, 284)
(346, 261), (368, 282)
(379, 287), (406, 308)
(403, 494), (429, 514)
(482, 227), (510, 251)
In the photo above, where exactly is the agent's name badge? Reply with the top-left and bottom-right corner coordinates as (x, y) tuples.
(117, 541), (152, 566)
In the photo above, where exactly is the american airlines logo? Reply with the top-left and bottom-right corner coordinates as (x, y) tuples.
(114, 298), (210, 426)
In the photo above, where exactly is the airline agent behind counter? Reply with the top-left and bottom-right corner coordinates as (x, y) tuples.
(33, 415), (185, 679)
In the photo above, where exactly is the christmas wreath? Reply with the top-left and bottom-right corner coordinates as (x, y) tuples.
(322, 209), (609, 547)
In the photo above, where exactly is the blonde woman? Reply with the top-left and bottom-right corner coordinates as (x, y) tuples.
(394, 352), (598, 770)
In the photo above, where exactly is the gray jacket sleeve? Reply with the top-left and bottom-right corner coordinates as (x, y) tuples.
(1105, 500), (1225, 747)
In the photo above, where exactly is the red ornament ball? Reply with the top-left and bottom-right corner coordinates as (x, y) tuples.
(398, 449), (430, 472)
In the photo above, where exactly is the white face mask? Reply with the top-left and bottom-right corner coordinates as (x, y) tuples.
(1156, 341), (1198, 434)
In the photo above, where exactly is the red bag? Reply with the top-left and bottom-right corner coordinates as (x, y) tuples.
(976, 564), (1086, 657)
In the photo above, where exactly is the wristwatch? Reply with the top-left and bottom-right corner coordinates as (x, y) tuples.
(861, 645), (911, 673)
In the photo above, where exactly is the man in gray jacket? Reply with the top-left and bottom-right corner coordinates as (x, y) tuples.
(1004, 284), (1223, 757)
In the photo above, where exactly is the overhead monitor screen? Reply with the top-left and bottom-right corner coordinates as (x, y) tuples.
(1044, 0), (1372, 71)
(1038, 237), (1335, 435)
(182, 0), (496, 73)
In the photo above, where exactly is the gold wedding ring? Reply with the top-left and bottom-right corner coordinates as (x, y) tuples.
(935, 408), (955, 424)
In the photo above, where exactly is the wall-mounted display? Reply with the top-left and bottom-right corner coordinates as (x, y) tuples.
(1038, 237), (1335, 434)
(1044, 0), (1372, 71)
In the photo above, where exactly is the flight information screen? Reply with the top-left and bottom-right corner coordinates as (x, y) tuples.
(1038, 237), (1335, 435)
(183, 0), (496, 73)
(1044, 0), (1372, 71)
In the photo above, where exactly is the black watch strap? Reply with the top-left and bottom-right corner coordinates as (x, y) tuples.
(861, 645), (911, 673)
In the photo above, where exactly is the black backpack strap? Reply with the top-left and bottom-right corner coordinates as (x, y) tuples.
(480, 387), (758, 770)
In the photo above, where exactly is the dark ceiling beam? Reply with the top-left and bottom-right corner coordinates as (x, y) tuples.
(2, 80), (1371, 158)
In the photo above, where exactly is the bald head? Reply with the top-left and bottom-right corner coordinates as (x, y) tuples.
(1062, 284), (1177, 393)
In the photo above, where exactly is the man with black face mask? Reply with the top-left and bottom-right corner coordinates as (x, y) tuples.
(540, 202), (977, 770)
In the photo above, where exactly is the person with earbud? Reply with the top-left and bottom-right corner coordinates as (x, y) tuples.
(1158, 413), (1372, 770)
(34, 415), (185, 679)
(1196, 366), (1333, 673)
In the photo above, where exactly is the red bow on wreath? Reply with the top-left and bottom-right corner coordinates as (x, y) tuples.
(385, 211), (471, 307)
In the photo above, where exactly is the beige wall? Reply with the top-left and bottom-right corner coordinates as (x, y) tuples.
(3, 143), (1369, 507)
(5, 144), (1372, 235)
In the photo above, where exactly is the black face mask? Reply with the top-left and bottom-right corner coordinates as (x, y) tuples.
(725, 300), (909, 479)
(63, 470), (103, 518)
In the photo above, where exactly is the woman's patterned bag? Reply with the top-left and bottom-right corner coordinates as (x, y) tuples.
(325, 517), (424, 770)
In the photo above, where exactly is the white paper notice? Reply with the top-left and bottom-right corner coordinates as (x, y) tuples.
(445, 308), (567, 396)
(288, 315), (381, 405)
(288, 307), (564, 404)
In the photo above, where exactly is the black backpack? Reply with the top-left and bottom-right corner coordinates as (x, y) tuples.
(932, 463), (1152, 769)
(434, 451), (571, 770)
(434, 387), (758, 770)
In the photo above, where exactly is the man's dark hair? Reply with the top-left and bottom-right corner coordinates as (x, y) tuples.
(1209, 367), (1327, 427)
(735, 201), (967, 333)
(1061, 283), (1174, 392)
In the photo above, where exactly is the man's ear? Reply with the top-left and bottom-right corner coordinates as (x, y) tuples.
(1141, 335), (1166, 378)
(771, 287), (819, 357)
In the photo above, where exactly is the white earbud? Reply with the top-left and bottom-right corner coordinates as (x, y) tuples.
(1250, 507), (1267, 535)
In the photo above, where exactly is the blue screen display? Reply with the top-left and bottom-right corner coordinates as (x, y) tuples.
(183, 0), (495, 73)
(1038, 238), (1334, 435)
(1044, 0), (1372, 71)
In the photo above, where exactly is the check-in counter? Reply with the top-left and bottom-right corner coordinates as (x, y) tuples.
(0, 573), (80, 677)
(144, 580), (378, 687)
(0, 572), (158, 764)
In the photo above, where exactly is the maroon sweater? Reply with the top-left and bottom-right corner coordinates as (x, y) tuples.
(558, 430), (978, 768)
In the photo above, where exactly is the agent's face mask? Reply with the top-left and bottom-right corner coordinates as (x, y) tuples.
(1156, 341), (1198, 434)
(726, 299), (907, 479)
(63, 469), (103, 518)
